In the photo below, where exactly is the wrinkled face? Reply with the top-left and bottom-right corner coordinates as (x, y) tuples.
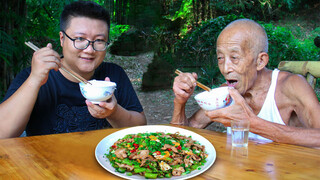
(60, 17), (108, 75)
(216, 28), (258, 95)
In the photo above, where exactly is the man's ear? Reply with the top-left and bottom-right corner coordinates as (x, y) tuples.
(256, 52), (269, 71)
(59, 31), (64, 47)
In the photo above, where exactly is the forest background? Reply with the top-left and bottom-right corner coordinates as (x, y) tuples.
(1, 0), (320, 104)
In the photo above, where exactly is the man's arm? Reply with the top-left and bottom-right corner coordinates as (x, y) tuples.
(0, 44), (61, 138)
(249, 116), (320, 147)
(86, 96), (146, 128)
(279, 73), (320, 129)
(170, 72), (213, 128)
(206, 76), (320, 147)
(105, 104), (146, 127)
(0, 78), (41, 138)
(171, 98), (188, 125)
(265, 72), (320, 147)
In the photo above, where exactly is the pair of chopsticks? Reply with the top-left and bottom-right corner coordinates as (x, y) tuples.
(175, 69), (211, 92)
(24, 41), (91, 85)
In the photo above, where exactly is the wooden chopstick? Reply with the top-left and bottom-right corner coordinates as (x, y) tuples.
(175, 69), (211, 92)
(24, 42), (91, 85)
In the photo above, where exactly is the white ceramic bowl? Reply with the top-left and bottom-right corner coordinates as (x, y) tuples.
(194, 86), (233, 110)
(79, 80), (117, 104)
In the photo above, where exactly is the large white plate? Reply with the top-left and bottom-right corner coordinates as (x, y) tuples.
(95, 125), (216, 180)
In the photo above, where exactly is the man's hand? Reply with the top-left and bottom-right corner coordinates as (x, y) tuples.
(29, 43), (61, 86)
(86, 77), (118, 119)
(86, 95), (118, 119)
(173, 72), (198, 104)
(205, 88), (256, 127)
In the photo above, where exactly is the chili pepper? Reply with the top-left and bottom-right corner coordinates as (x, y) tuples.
(111, 145), (117, 149)
(130, 149), (137, 153)
(167, 148), (172, 151)
(177, 146), (182, 150)
(154, 151), (161, 155)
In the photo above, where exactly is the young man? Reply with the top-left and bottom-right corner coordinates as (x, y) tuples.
(0, 1), (146, 138)
(171, 19), (320, 147)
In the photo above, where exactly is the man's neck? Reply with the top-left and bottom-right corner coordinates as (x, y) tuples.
(243, 68), (273, 114)
(59, 60), (94, 83)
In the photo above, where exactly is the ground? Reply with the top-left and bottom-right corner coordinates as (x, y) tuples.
(106, 52), (225, 131)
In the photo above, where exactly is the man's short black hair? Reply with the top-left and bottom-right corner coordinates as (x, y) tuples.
(60, 1), (110, 34)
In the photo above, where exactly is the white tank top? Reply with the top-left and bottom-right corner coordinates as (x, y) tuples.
(227, 69), (285, 142)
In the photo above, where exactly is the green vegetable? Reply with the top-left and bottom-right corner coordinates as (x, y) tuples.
(134, 167), (147, 173)
(191, 164), (199, 170)
(117, 167), (126, 173)
(144, 172), (158, 179)
(107, 132), (208, 179)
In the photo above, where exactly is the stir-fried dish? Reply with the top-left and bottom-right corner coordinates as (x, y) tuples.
(106, 132), (208, 179)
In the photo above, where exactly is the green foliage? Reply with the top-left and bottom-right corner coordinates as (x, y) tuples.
(167, 14), (320, 88)
(0, 30), (15, 65)
(207, 0), (309, 21)
(169, 14), (244, 87)
(261, 22), (320, 68)
(25, 0), (73, 53)
(109, 23), (131, 42)
(166, 0), (193, 36)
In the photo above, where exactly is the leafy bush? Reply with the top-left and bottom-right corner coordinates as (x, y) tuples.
(168, 14), (244, 87)
(109, 23), (130, 43)
(167, 14), (320, 88)
(261, 22), (320, 68)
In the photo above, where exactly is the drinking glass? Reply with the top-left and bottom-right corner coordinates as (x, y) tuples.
(231, 120), (250, 147)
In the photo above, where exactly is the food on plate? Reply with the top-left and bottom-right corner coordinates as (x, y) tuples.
(106, 132), (208, 179)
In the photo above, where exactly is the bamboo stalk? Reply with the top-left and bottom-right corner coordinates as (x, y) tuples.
(175, 69), (211, 91)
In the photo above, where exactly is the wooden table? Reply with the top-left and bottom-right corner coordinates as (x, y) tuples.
(0, 124), (320, 179)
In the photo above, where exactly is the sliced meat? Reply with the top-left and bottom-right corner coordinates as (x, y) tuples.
(184, 156), (193, 167)
(130, 150), (150, 160)
(114, 148), (127, 159)
(191, 154), (201, 161)
(192, 144), (205, 151)
(172, 167), (185, 176)
(115, 162), (134, 171)
(169, 157), (183, 166)
(161, 144), (178, 153)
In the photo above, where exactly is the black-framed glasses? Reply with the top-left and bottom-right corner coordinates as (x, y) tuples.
(62, 31), (108, 51)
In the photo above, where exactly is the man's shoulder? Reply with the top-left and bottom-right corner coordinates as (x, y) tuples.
(278, 70), (307, 88)
(277, 70), (315, 99)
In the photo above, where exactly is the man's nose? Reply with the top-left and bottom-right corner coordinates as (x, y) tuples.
(83, 42), (95, 53)
(224, 58), (233, 74)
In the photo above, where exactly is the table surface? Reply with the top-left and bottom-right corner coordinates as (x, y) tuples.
(1, 124), (320, 179)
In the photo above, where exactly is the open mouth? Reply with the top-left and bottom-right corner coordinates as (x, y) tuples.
(226, 79), (238, 87)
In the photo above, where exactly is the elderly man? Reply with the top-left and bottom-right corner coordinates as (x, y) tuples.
(0, 1), (146, 138)
(171, 19), (320, 147)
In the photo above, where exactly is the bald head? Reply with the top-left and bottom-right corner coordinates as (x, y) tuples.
(218, 19), (268, 56)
